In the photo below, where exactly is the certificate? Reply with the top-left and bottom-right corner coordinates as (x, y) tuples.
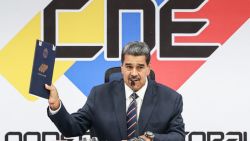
(29, 40), (56, 99)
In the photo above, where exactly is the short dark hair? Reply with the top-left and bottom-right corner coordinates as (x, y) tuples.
(121, 41), (151, 65)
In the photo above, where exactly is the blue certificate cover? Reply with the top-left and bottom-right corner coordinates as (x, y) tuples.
(29, 40), (56, 99)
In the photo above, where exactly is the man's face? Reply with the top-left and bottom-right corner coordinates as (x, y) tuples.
(121, 54), (150, 92)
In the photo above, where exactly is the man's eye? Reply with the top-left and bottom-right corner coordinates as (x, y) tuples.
(137, 66), (144, 70)
(126, 66), (133, 69)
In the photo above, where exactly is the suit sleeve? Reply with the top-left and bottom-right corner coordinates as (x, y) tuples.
(154, 94), (185, 141)
(47, 87), (96, 137)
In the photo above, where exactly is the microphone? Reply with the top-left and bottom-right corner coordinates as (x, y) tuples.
(130, 79), (136, 87)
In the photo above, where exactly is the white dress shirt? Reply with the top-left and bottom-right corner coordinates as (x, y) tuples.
(124, 78), (148, 120)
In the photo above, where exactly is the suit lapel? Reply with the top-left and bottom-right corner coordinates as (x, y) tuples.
(112, 80), (127, 139)
(138, 79), (158, 134)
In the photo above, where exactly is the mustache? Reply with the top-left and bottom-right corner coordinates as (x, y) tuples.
(129, 76), (140, 86)
(129, 76), (140, 81)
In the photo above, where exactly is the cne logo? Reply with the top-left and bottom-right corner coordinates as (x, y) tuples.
(39, 0), (250, 95)
(43, 0), (219, 59)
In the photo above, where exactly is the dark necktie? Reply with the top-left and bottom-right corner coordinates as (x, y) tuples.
(127, 93), (139, 139)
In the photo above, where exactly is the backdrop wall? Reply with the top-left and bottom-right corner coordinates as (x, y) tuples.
(0, 0), (249, 140)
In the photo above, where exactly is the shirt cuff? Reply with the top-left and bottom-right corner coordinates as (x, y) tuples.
(49, 100), (62, 115)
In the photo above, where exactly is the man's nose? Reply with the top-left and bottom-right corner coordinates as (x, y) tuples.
(131, 68), (138, 76)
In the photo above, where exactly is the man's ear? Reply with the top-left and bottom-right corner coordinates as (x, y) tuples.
(147, 63), (151, 76)
(121, 64), (124, 75)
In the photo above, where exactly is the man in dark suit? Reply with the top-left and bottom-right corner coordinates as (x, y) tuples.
(46, 41), (185, 141)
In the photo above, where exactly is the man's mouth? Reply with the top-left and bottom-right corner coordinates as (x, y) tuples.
(129, 76), (140, 82)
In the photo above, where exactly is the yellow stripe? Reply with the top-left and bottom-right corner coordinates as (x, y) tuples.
(58, 0), (104, 43)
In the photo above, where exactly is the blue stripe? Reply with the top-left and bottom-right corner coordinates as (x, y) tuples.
(122, 12), (141, 47)
(65, 53), (120, 96)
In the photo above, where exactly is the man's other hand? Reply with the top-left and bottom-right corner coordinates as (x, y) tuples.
(140, 135), (151, 141)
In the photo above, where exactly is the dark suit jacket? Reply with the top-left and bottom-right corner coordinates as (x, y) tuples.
(48, 79), (185, 141)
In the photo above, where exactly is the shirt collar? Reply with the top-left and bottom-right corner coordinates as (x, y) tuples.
(125, 78), (148, 100)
